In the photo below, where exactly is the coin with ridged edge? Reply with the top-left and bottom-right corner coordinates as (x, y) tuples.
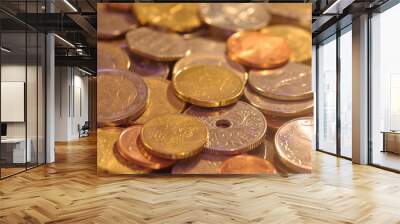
(97, 127), (151, 174)
(275, 117), (313, 172)
(98, 42), (131, 70)
(173, 65), (244, 107)
(220, 155), (277, 174)
(140, 114), (208, 159)
(126, 27), (188, 62)
(185, 101), (267, 155)
(117, 125), (175, 169)
(248, 62), (312, 101)
(97, 69), (148, 127)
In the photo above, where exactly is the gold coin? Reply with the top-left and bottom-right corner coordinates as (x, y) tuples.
(97, 127), (151, 174)
(131, 78), (186, 125)
(261, 25), (311, 63)
(173, 65), (244, 107)
(140, 114), (208, 159)
(97, 42), (131, 70)
(132, 3), (202, 33)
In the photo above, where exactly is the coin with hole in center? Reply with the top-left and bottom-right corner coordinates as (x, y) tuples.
(185, 101), (267, 155)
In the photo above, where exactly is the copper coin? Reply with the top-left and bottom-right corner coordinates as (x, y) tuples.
(185, 36), (226, 56)
(131, 56), (169, 79)
(97, 127), (151, 174)
(98, 42), (131, 70)
(126, 27), (188, 62)
(106, 3), (131, 11)
(227, 31), (290, 69)
(199, 3), (271, 33)
(265, 112), (313, 132)
(244, 86), (313, 117)
(247, 139), (268, 160)
(97, 8), (137, 40)
(275, 117), (313, 172)
(248, 62), (312, 101)
(117, 125), (175, 169)
(97, 69), (148, 127)
(173, 54), (247, 83)
(185, 101), (267, 155)
(220, 155), (277, 174)
(171, 153), (232, 174)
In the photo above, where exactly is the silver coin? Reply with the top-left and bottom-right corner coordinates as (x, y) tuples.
(248, 62), (312, 101)
(199, 3), (271, 32)
(173, 54), (247, 83)
(185, 36), (226, 56)
(131, 56), (170, 79)
(244, 86), (313, 117)
(184, 101), (267, 155)
(126, 27), (188, 62)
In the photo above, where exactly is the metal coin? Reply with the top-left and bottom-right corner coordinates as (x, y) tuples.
(199, 3), (270, 33)
(248, 62), (312, 101)
(220, 155), (277, 174)
(185, 36), (226, 56)
(244, 86), (313, 117)
(140, 114), (208, 159)
(261, 25), (312, 63)
(132, 78), (186, 125)
(173, 54), (247, 83)
(275, 117), (313, 172)
(131, 56), (169, 79)
(106, 3), (131, 11)
(97, 127), (151, 174)
(126, 27), (188, 62)
(247, 139), (268, 160)
(265, 112), (313, 132)
(266, 3), (311, 24)
(97, 69), (148, 127)
(185, 101), (267, 155)
(132, 3), (202, 33)
(117, 125), (175, 169)
(98, 42), (131, 70)
(173, 65), (244, 107)
(227, 31), (291, 69)
(171, 153), (232, 174)
(98, 8), (137, 40)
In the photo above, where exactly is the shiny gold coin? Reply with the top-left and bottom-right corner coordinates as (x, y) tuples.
(131, 78), (186, 125)
(173, 65), (244, 107)
(275, 117), (313, 172)
(98, 42), (131, 70)
(97, 127), (151, 174)
(261, 25), (312, 63)
(132, 3), (202, 33)
(97, 8), (137, 40)
(244, 86), (313, 117)
(171, 153), (232, 174)
(140, 114), (208, 159)
(220, 155), (277, 174)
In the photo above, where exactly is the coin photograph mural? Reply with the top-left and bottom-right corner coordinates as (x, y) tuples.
(97, 3), (313, 175)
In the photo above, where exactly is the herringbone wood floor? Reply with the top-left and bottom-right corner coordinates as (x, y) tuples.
(0, 135), (399, 224)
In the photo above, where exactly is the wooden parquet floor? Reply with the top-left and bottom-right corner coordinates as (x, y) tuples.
(1, 135), (400, 224)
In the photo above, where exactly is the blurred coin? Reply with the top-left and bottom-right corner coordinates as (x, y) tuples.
(185, 36), (226, 56)
(244, 86), (313, 117)
(97, 69), (148, 127)
(266, 3), (311, 24)
(173, 54), (247, 83)
(117, 125), (175, 169)
(140, 114), (208, 159)
(247, 139), (268, 160)
(248, 62), (312, 101)
(126, 27), (188, 61)
(97, 127), (151, 174)
(220, 155), (277, 174)
(275, 117), (313, 172)
(261, 25), (312, 63)
(227, 31), (290, 69)
(106, 3), (131, 11)
(98, 8), (137, 40)
(171, 153), (231, 174)
(133, 3), (202, 33)
(131, 56), (170, 79)
(199, 3), (270, 33)
(132, 78), (186, 125)
(265, 112), (313, 132)
(185, 101), (267, 155)
(173, 65), (244, 107)
(98, 42), (131, 70)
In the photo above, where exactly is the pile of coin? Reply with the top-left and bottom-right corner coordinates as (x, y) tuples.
(97, 3), (314, 175)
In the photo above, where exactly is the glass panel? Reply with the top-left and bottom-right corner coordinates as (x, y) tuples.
(339, 27), (352, 158)
(38, 32), (45, 165)
(317, 36), (337, 154)
(371, 4), (400, 171)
